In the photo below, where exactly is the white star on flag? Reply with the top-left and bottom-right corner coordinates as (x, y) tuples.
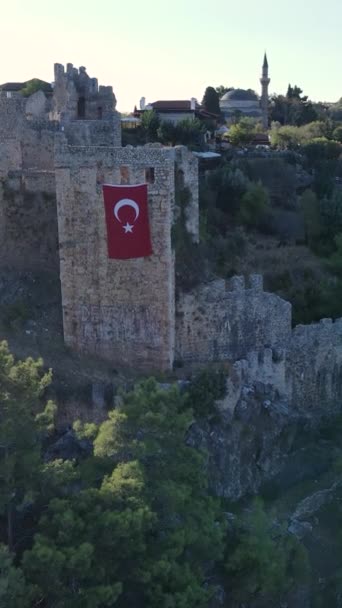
(123, 222), (134, 233)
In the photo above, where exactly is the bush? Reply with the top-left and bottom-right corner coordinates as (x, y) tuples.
(332, 125), (342, 143)
(20, 79), (51, 97)
(238, 181), (269, 228)
(206, 165), (249, 218)
(225, 498), (310, 603)
(185, 367), (227, 417)
(303, 137), (342, 166)
(141, 110), (160, 141)
(158, 118), (204, 147)
(0, 300), (31, 329)
(300, 189), (321, 248)
(228, 117), (256, 146)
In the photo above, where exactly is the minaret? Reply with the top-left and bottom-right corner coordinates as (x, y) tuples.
(260, 52), (270, 130)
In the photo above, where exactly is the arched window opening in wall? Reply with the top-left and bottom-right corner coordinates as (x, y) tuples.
(120, 166), (129, 185)
(77, 97), (86, 119)
(176, 168), (185, 189)
(145, 167), (155, 184)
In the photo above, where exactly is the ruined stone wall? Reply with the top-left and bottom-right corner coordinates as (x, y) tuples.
(25, 90), (48, 118)
(63, 118), (121, 147)
(0, 93), (25, 176)
(217, 346), (287, 414)
(51, 63), (117, 123)
(175, 274), (292, 365)
(215, 315), (342, 416)
(174, 146), (199, 241)
(0, 91), (58, 174)
(21, 123), (57, 170)
(0, 93), (26, 138)
(0, 170), (58, 271)
(55, 141), (198, 371)
(0, 140), (22, 177)
(289, 318), (342, 412)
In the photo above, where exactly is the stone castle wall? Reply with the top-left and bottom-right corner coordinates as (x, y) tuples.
(63, 119), (121, 147)
(54, 141), (199, 371)
(0, 170), (58, 271)
(21, 124), (56, 170)
(289, 318), (342, 412)
(0, 93), (26, 139)
(0, 140), (22, 177)
(175, 274), (291, 365)
(215, 315), (342, 416)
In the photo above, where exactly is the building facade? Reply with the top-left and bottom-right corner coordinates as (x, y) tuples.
(220, 54), (270, 128)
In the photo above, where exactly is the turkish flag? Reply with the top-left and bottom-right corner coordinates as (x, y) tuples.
(102, 184), (153, 259)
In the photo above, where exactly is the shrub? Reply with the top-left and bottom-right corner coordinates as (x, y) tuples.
(225, 498), (310, 603)
(238, 181), (269, 228)
(185, 367), (227, 417)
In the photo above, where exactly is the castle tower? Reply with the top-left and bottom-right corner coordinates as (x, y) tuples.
(260, 52), (270, 130)
(54, 139), (199, 373)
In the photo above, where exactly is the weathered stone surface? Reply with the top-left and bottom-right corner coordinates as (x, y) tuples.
(175, 275), (292, 366)
(55, 142), (198, 372)
(0, 171), (58, 271)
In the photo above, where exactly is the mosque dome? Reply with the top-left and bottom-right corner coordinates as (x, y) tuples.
(220, 88), (259, 102)
(219, 87), (262, 122)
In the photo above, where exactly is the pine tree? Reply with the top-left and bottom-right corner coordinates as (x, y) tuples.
(202, 86), (220, 115)
(0, 341), (56, 551)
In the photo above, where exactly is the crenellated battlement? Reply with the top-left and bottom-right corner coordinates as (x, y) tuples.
(216, 346), (287, 414)
(175, 274), (291, 365)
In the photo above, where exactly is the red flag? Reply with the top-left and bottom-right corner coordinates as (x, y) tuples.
(102, 184), (153, 259)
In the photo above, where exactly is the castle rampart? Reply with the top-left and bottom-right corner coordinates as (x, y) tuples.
(175, 274), (292, 365)
(289, 318), (342, 412)
(0, 170), (58, 271)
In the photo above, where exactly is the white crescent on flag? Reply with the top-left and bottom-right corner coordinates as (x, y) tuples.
(113, 198), (140, 223)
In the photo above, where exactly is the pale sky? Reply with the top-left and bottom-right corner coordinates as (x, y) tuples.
(1, 0), (341, 111)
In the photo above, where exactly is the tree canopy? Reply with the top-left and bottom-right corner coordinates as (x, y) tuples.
(201, 86), (220, 115)
(0, 343), (311, 607)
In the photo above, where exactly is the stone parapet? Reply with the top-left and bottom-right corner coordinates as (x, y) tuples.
(175, 275), (292, 365)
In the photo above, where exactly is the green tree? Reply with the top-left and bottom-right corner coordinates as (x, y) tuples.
(238, 181), (269, 227)
(93, 379), (225, 608)
(303, 137), (342, 166)
(269, 123), (302, 149)
(175, 118), (204, 147)
(0, 544), (32, 608)
(270, 85), (318, 126)
(225, 498), (309, 603)
(157, 120), (177, 145)
(228, 117), (256, 146)
(158, 118), (204, 147)
(0, 341), (56, 551)
(185, 367), (227, 417)
(24, 380), (224, 608)
(23, 461), (151, 608)
(333, 125), (342, 143)
(207, 165), (250, 218)
(320, 188), (342, 249)
(20, 78), (52, 97)
(300, 189), (321, 248)
(141, 110), (160, 142)
(201, 86), (220, 115)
